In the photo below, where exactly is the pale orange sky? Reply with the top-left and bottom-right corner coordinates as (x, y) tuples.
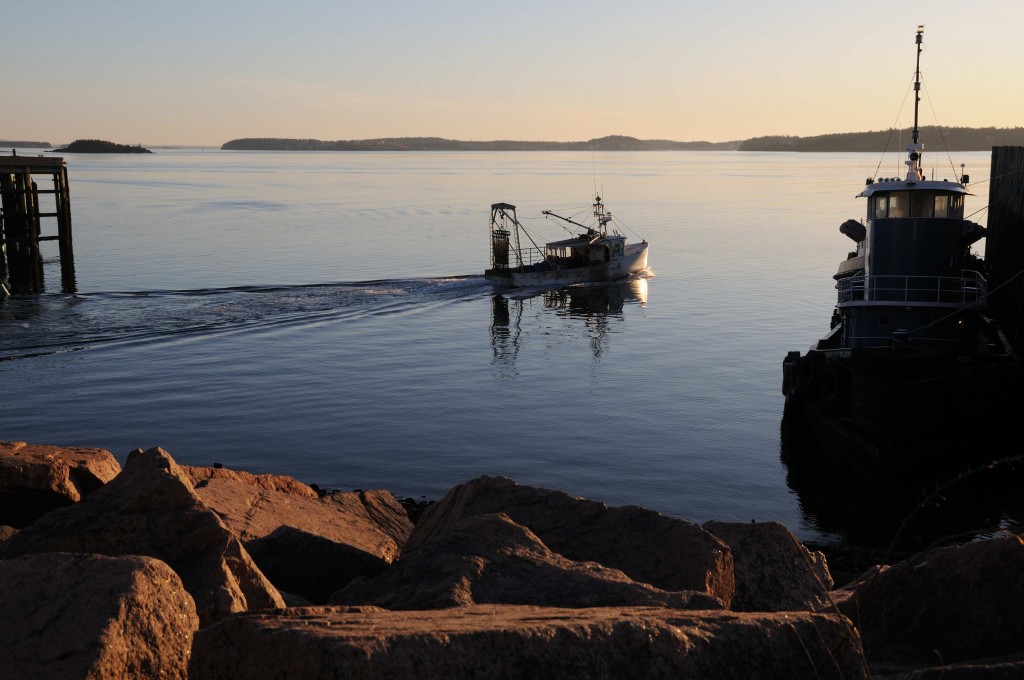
(4, 0), (1023, 147)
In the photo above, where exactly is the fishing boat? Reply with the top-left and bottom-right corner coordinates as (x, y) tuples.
(781, 26), (1024, 487)
(484, 197), (649, 288)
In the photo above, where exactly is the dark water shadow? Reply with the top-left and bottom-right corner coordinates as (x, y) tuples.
(779, 401), (1024, 569)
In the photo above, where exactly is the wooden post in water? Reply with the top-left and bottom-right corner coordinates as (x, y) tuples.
(0, 153), (76, 294)
(986, 146), (1024, 354)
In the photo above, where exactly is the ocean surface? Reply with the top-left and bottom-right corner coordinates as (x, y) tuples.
(1, 147), (1007, 549)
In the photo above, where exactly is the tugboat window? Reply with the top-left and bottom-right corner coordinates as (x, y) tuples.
(950, 194), (964, 219)
(872, 194), (888, 218)
(934, 195), (949, 218)
(911, 192), (934, 217)
(887, 192), (909, 217)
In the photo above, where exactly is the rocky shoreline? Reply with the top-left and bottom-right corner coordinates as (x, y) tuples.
(0, 439), (1021, 679)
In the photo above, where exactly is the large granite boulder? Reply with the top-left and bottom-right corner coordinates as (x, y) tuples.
(181, 463), (413, 603)
(0, 440), (121, 527)
(405, 475), (734, 605)
(184, 464), (320, 499)
(189, 604), (868, 679)
(836, 534), (1024, 664)
(182, 464), (412, 561)
(702, 520), (833, 611)
(0, 446), (284, 626)
(332, 513), (725, 610)
(0, 552), (198, 679)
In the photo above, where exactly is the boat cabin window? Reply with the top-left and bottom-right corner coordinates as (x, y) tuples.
(871, 194), (888, 219)
(870, 191), (964, 219)
(942, 193), (964, 219)
(888, 192), (908, 217)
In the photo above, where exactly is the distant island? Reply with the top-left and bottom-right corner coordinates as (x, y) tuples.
(221, 135), (740, 152)
(51, 139), (152, 154)
(738, 126), (1024, 152)
(11, 127), (1024, 155)
(222, 128), (1024, 153)
(0, 141), (51, 149)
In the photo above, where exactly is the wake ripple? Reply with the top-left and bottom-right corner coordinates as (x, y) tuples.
(0, 276), (494, 361)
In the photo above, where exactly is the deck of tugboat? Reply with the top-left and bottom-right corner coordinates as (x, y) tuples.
(835, 271), (989, 307)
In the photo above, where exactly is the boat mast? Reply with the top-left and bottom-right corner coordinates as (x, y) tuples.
(912, 25), (923, 146)
(906, 25), (925, 182)
(593, 196), (611, 236)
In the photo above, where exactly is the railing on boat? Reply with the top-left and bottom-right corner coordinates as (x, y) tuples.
(513, 247), (547, 268)
(837, 270), (987, 305)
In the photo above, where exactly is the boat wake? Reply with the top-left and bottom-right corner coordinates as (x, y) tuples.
(0, 276), (493, 361)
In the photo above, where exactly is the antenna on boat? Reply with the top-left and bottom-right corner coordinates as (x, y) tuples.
(912, 25), (923, 146)
(905, 25), (925, 182)
(593, 196), (612, 236)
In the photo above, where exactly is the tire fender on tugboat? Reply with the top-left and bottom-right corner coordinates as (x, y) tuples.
(818, 361), (846, 403)
(782, 351), (801, 397)
(797, 351), (824, 399)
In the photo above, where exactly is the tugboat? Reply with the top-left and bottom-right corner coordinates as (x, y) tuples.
(484, 197), (649, 288)
(781, 26), (1023, 487)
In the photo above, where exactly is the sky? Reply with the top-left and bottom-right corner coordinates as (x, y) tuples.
(4, 0), (1023, 147)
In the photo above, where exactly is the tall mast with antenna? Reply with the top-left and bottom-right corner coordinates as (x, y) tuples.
(905, 25), (925, 181)
(912, 25), (923, 145)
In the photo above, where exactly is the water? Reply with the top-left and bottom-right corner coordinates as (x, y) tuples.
(0, 148), (1001, 547)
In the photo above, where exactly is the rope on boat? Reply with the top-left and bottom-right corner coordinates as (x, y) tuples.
(607, 215), (645, 243)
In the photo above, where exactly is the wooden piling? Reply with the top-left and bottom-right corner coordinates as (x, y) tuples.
(986, 146), (1024, 354)
(0, 153), (75, 294)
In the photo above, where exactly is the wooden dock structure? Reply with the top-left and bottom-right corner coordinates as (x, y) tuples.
(0, 152), (76, 294)
(986, 146), (1024, 355)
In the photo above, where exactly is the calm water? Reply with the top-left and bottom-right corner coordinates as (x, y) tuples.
(0, 148), (1000, 546)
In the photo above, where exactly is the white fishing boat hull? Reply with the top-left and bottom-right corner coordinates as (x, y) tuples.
(487, 242), (649, 288)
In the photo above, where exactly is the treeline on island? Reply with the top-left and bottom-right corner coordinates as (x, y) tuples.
(222, 128), (1024, 152)
(738, 126), (1024, 152)
(51, 139), (152, 153)
(10, 128), (1024, 153)
(220, 135), (741, 152)
(0, 141), (51, 149)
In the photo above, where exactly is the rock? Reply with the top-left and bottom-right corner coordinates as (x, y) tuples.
(247, 525), (390, 604)
(0, 552), (198, 679)
(0, 446), (284, 626)
(825, 564), (889, 609)
(322, 489), (414, 555)
(189, 604), (868, 679)
(183, 464), (412, 562)
(0, 440), (121, 527)
(405, 475), (734, 605)
(182, 463), (413, 602)
(332, 513), (725, 610)
(0, 525), (18, 542)
(183, 464), (319, 499)
(702, 520), (833, 611)
(837, 534), (1024, 664)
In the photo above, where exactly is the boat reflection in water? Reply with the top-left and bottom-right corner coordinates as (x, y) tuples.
(490, 278), (648, 376)
(780, 414), (1024, 559)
